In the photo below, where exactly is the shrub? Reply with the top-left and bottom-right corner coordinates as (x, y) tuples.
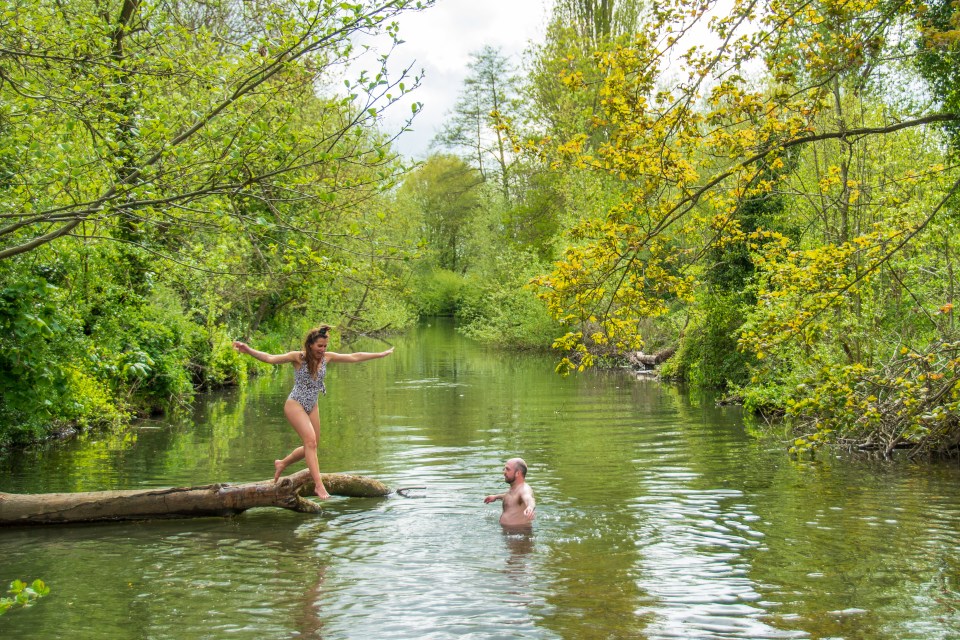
(411, 268), (465, 316)
(659, 292), (752, 389)
(456, 254), (562, 350)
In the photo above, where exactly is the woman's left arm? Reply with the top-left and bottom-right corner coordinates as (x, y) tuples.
(325, 347), (394, 364)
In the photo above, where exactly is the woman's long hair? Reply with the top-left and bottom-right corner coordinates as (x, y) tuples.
(302, 325), (332, 378)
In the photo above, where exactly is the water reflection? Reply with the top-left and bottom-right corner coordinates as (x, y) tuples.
(502, 526), (535, 577)
(633, 481), (786, 639)
(2, 320), (960, 638)
(294, 565), (327, 639)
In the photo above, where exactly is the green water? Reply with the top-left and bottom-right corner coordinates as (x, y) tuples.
(2, 319), (960, 639)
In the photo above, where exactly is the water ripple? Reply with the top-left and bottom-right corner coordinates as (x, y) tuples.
(4, 325), (960, 638)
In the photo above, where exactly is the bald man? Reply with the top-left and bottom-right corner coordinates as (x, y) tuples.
(484, 458), (536, 526)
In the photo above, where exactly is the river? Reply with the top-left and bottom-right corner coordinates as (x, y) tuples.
(2, 319), (960, 638)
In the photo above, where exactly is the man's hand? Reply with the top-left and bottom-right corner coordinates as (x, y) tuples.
(523, 506), (535, 520)
(483, 495), (501, 503)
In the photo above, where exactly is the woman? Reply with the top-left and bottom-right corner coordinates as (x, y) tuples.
(233, 325), (393, 499)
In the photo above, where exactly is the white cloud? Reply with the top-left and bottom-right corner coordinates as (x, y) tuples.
(379, 0), (552, 159)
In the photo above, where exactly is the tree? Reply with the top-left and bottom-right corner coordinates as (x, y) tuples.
(0, 0), (433, 442)
(399, 154), (483, 273)
(433, 46), (521, 204)
(0, 470), (392, 525)
(533, 0), (960, 454)
(553, 0), (644, 50)
(520, 0), (645, 264)
(525, 0), (644, 144)
(916, 0), (960, 151)
(0, 0), (433, 262)
(536, 0), (958, 359)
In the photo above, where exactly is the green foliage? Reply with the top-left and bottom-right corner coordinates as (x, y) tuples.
(739, 380), (793, 418)
(527, 2), (644, 146)
(0, 265), (74, 443)
(660, 293), (753, 389)
(58, 366), (127, 432)
(78, 282), (197, 413)
(201, 333), (249, 389)
(521, 0), (960, 455)
(399, 155), (484, 273)
(434, 46), (522, 203)
(345, 288), (418, 335)
(501, 169), (565, 260)
(0, 0), (433, 261)
(457, 259), (563, 350)
(396, 148), (564, 347)
(916, 0), (960, 151)
(5, 0), (956, 463)
(785, 335), (960, 457)
(412, 268), (467, 317)
(0, 579), (50, 616)
(553, 0), (644, 47)
(397, 150), (562, 349)
(0, 0), (433, 446)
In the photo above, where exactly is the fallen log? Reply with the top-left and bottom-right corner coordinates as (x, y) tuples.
(0, 470), (390, 526)
(628, 347), (677, 370)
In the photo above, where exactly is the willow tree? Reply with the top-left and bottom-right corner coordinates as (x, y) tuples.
(534, 0), (960, 455)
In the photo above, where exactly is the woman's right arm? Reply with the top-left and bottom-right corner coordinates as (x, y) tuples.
(232, 342), (301, 365)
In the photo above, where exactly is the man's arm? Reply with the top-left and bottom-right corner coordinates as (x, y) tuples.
(521, 485), (536, 519)
(483, 494), (504, 504)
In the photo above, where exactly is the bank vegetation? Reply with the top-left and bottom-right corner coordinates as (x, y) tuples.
(2, 0), (958, 458)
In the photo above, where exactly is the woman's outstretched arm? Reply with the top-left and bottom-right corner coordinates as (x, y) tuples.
(325, 347), (394, 364)
(233, 341), (301, 365)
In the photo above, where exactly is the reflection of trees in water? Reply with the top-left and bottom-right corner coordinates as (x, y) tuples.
(744, 461), (960, 638)
(0, 374), (279, 493)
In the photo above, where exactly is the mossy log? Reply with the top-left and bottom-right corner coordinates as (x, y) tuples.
(0, 470), (390, 526)
(628, 347), (677, 369)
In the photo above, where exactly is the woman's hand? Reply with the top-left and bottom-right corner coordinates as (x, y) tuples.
(233, 341), (251, 354)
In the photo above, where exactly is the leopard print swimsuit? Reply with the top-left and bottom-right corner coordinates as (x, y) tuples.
(288, 355), (326, 412)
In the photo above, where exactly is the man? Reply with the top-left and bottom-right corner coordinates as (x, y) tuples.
(484, 458), (536, 526)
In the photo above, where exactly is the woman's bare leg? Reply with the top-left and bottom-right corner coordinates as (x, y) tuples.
(274, 407), (321, 481)
(282, 400), (329, 498)
(274, 447), (303, 482)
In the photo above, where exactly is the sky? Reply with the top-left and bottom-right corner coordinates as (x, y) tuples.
(377, 0), (553, 159)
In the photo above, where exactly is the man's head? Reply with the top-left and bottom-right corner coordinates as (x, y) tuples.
(503, 457), (528, 485)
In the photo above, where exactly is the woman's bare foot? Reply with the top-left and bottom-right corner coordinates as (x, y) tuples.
(315, 483), (331, 500)
(274, 460), (286, 483)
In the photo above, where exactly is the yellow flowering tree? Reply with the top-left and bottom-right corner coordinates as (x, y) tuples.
(535, 0), (960, 454)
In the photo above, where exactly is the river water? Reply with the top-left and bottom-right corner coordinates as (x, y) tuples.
(2, 320), (960, 639)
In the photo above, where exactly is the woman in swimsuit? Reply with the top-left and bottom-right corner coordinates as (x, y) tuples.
(232, 325), (394, 499)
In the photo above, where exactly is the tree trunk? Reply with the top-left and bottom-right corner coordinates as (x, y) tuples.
(0, 470), (390, 526)
(628, 347), (677, 369)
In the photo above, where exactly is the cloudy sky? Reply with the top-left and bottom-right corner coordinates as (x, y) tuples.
(376, 0), (553, 159)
